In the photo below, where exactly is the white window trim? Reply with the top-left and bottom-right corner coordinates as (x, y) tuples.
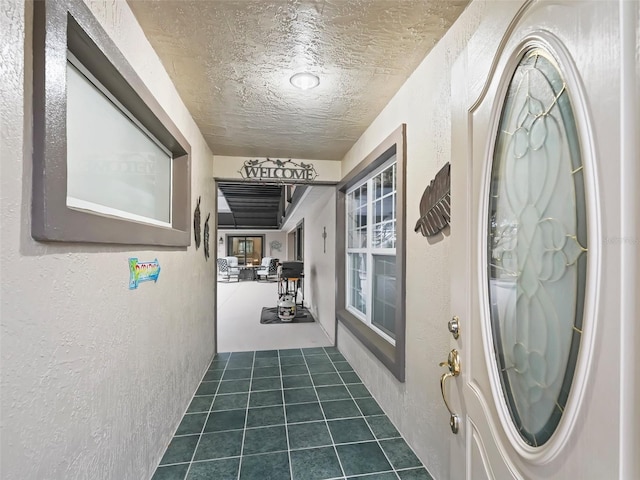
(345, 157), (397, 345)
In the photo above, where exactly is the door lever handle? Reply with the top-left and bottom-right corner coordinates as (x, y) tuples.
(439, 349), (461, 434)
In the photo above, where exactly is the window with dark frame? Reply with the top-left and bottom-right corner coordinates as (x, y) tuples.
(295, 221), (304, 261)
(66, 52), (174, 227)
(336, 124), (406, 382)
(346, 159), (397, 343)
(32, 0), (191, 246)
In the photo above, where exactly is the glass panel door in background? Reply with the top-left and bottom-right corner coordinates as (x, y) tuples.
(228, 236), (264, 265)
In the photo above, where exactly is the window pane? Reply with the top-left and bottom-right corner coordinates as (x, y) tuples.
(347, 222), (355, 248)
(381, 167), (393, 195)
(357, 227), (367, 248)
(381, 221), (396, 249)
(66, 61), (171, 224)
(372, 255), (396, 339)
(372, 224), (382, 248)
(347, 191), (360, 248)
(360, 184), (368, 206)
(382, 195), (394, 221)
(349, 229), (365, 249)
(373, 175), (382, 200)
(357, 206), (367, 227)
(373, 199), (381, 224)
(348, 253), (367, 315)
(347, 193), (356, 230)
(352, 188), (361, 205)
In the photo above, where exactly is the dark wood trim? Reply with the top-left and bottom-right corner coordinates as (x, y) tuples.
(336, 124), (406, 382)
(32, 0), (191, 246)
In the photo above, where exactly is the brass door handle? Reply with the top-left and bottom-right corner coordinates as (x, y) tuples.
(439, 349), (460, 434)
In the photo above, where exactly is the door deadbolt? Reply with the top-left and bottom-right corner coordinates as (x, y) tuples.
(448, 316), (460, 339)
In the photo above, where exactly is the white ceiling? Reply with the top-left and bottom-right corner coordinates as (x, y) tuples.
(127, 0), (470, 160)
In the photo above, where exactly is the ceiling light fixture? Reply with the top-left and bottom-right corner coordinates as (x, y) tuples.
(290, 72), (320, 90)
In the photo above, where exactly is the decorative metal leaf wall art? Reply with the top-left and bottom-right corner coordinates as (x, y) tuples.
(414, 163), (451, 237)
(193, 196), (201, 249)
(203, 213), (210, 261)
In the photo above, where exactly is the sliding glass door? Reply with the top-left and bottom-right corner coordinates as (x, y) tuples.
(227, 235), (264, 265)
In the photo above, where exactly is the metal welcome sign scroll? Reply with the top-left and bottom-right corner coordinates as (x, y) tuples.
(238, 158), (318, 182)
(415, 162), (451, 237)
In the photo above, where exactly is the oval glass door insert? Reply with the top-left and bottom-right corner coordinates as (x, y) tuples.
(487, 47), (588, 447)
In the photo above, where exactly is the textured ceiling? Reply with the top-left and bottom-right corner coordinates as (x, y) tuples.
(127, 0), (469, 160)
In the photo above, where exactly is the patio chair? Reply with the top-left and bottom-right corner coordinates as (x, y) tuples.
(217, 256), (239, 282)
(256, 257), (279, 282)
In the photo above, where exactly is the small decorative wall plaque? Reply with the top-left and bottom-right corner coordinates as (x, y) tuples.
(239, 158), (318, 182)
(193, 196), (201, 249)
(203, 213), (210, 261)
(322, 226), (327, 253)
(128, 258), (161, 289)
(415, 162), (451, 237)
(270, 240), (282, 252)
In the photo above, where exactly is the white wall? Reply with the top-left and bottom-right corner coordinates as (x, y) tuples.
(0, 2), (216, 479)
(337, 1), (525, 479)
(299, 188), (337, 343)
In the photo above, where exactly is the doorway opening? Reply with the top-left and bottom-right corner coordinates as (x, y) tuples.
(214, 180), (338, 353)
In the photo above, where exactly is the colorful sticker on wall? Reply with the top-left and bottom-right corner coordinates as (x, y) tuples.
(129, 258), (161, 289)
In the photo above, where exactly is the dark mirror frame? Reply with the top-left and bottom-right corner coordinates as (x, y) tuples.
(32, 0), (191, 246)
(336, 124), (407, 382)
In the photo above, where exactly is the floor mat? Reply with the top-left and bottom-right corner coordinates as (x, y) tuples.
(260, 306), (315, 324)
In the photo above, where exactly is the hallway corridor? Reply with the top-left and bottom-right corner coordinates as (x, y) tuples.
(217, 280), (334, 352)
(152, 348), (431, 480)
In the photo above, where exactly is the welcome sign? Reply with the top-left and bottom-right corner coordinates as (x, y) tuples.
(238, 158), (318, 182)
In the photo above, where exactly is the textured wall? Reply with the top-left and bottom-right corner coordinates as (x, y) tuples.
(0, 1), (216, 479)
(337, 1), (524, 479)
(300, 188), (337, 343)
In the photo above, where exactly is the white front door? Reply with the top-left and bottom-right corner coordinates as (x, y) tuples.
(448, 1), (638, 479)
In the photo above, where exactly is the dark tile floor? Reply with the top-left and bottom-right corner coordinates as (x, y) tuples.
(152, 347), (433, 480)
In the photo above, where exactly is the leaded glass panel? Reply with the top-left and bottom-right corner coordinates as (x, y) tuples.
(487, 48), (587, 446)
